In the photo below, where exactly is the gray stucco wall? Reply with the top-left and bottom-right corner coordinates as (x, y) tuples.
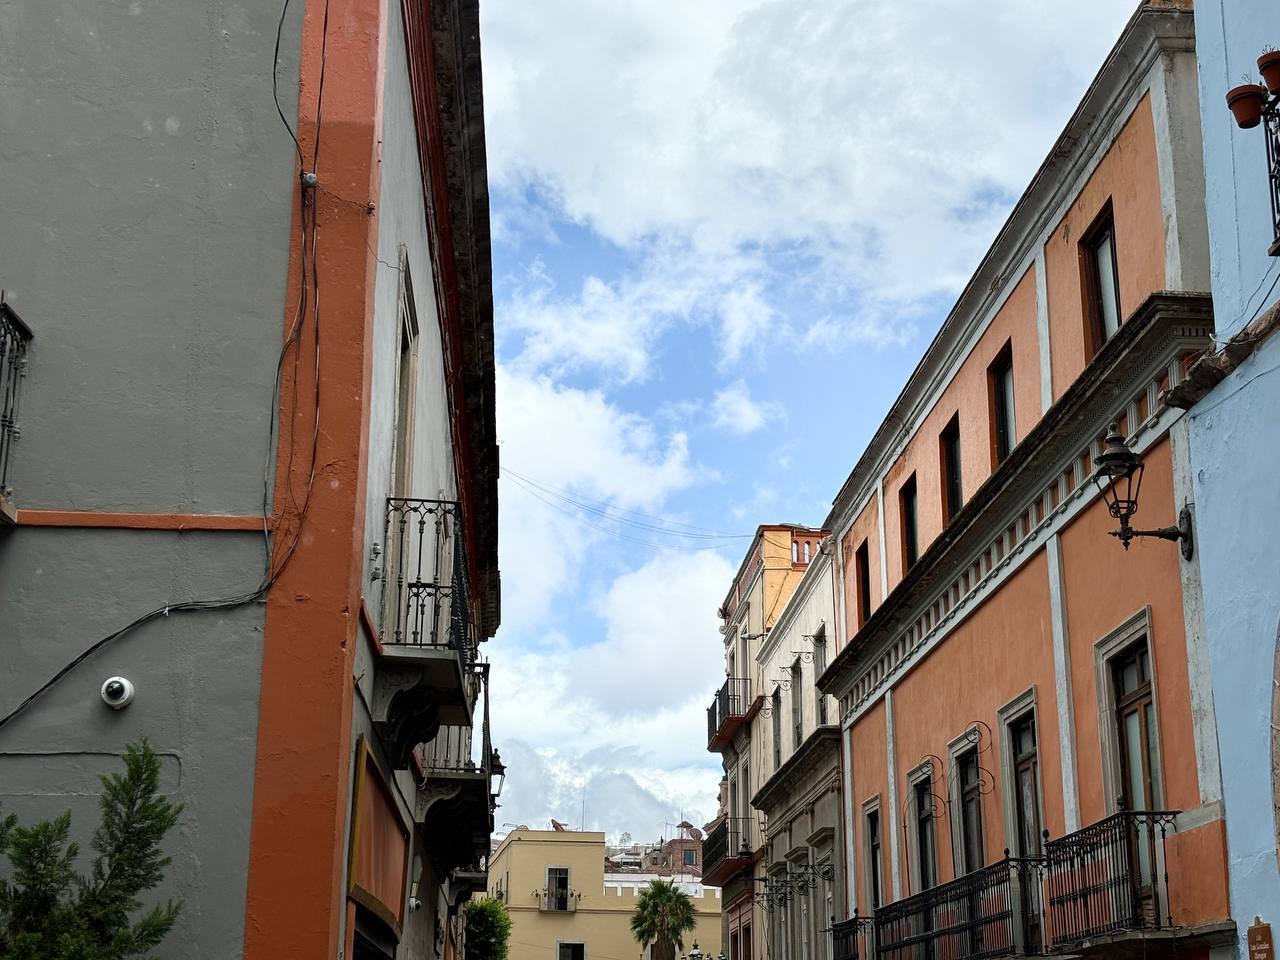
(1192, 0), (1280, 948)
(0, 529), (268, 959)
(0, 0), (304, 957)
(0, 0), (300, 514)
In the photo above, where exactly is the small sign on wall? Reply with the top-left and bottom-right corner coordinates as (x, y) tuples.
(1249, 916), (1274, 960)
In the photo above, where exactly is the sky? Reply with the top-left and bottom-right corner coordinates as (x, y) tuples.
(477, 0), (1136, 844)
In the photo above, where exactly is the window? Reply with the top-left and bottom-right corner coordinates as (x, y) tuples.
(865, 806), (884, 910)
(390, 257), (420, 500)
(813, 630), (828, 725)
(793, 541), (800, 563)
(940, 414), (963, 523)
(791, 660), (803, 749)
(803, 540), (811, 563)
(683, 848), (697, 866)
(957, 749), (985, 874)
(547, 867), (571, 911)
(558, 944), (586, 960)
(899, 475), (919, 571)
(1112, 642), (1161, 811)
(1081, 203), (1122, 353)
(741, 761), (751, 846)
(773, 688), (783, 768)
(989, 345), (1015, 465)
(854, 540), (871, 628)
(1010, 713), (1042, 857)
(914, 777), (937, 891)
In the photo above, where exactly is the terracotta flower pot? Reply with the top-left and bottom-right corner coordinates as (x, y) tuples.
(1226, 83), (1267, 129)
(1259, 51), (1280, 95)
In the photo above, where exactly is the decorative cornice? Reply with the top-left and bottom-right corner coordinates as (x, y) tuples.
(752, 725), (840, 814)
(819, 293), (1213, 715)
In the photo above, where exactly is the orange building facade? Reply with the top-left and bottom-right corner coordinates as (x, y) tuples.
(813, 6), (1235, 960)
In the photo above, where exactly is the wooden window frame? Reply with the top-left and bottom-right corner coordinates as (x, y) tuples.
(997, 688), (1046, 858)
(1093, 607), (1165, 814)
(862, 796), (884, 913)
(899, 474), (919, 572)
(940, 413), (963, 524)
(854, 539), (872, 629)
(905, 762), (939, 893)
(987, 342), (1016, 467)
(1079, 199), (1122, 357)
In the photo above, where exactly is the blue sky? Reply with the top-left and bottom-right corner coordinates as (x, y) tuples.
(477, 0), (1136, 841)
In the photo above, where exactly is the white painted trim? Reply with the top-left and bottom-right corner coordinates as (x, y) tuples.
(1168, 416), (1222, 805)
(1034, 247), (1053, 414)
(834, 533), (849, 651)
(876, 481), (889, 600)
(1046, 534), (1082, 833)
(841, 729), (857, 916)
(884, 690), (902, 900)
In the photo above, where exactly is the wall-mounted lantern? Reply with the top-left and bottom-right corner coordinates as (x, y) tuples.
(489, 749), (506, 799)
(1092, 428), (1193, 559)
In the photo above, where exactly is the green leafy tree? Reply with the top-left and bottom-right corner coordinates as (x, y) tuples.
(464, 896), (511, 960)
(0, 738), (183, 960)
(630, 879), (696, 960)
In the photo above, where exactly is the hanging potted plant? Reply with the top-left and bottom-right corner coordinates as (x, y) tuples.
(1259, 46), (1280, 95)
(1227, 72), (1267, 129)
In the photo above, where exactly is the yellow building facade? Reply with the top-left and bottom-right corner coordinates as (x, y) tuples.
(490, 829), (722, 960)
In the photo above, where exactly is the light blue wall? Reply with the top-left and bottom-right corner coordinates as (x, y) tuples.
(1192, 0), (1280, 944)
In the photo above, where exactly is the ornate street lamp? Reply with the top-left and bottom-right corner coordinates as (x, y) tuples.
(1092, 427), (1193, 559)
(489, 749), (506, 799)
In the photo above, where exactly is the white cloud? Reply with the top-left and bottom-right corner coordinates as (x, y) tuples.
(483, 0), (1135, 360)
(710, 380), (778, 436)
(496, 365), (698, 628)
(485, 550), (735, 835)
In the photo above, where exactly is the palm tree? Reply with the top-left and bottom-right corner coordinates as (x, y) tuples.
(630, 878), (697, 960)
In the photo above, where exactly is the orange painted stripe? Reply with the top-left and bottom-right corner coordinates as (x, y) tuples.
(17, 509), (266, 531)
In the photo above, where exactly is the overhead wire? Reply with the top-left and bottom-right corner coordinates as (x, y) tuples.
(504, 474), (742, 553)
(501, 467), (751, 539)
(0, 0), (332, 734)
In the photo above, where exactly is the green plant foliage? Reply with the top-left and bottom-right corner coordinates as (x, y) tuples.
(0, 739), (184, 960)
(630, 879), (697, 960)
(464, 896), (512, 960)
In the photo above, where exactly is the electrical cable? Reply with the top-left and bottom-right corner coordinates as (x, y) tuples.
(0, 1), (334, 734)
(505, 474), (741, 553)
(501, 467), (751, 539)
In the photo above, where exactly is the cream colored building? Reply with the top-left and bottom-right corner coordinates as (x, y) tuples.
(490, 828), (722, 960)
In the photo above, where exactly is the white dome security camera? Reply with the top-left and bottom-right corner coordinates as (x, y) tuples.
(101, 677), (135, 710)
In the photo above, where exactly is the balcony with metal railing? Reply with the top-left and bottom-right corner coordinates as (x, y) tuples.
(702, 816), (757, 888)
(706, 677), (753, 751)
(0, 299), (32, 524)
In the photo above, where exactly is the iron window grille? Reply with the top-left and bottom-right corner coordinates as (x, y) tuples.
(0, 300), (33, 502)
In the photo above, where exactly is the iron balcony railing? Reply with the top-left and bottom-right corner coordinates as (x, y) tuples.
(1263, 92), (1280, 253)
(702, 816), (756, 879)
(1043, 808), (1177, 948)
(383, 498), (473, 669)
(706, 677), (752, 746)
(875, 856), (1045, 960)
(833, 915), (876, 960)
(0, 300), (32, 502)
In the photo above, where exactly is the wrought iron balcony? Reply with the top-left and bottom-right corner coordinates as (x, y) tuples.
(1043, 808), (1177, 949)
(0, 300), (32, 521)
(702, 816), (756, 887)
(874, 856), (1045, 960)
(536, 887), (580, 912)
(833, 915), (876, 960)
(706, 677), (752, 751)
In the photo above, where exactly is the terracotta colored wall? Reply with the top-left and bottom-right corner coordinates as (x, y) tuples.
(1058, 437), (1199, 825)
(350, 753), (409, 925)
(849, 700), (888, 914)
(889, 553), (1060, 892)
(840, 499), (882, 644)
(1044, 94), (1166, 402)
(880, 266), (1041, 592)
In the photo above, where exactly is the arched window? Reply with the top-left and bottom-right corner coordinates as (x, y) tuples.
(792, 542), (799, 563)
(803, 541), (811, 563)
